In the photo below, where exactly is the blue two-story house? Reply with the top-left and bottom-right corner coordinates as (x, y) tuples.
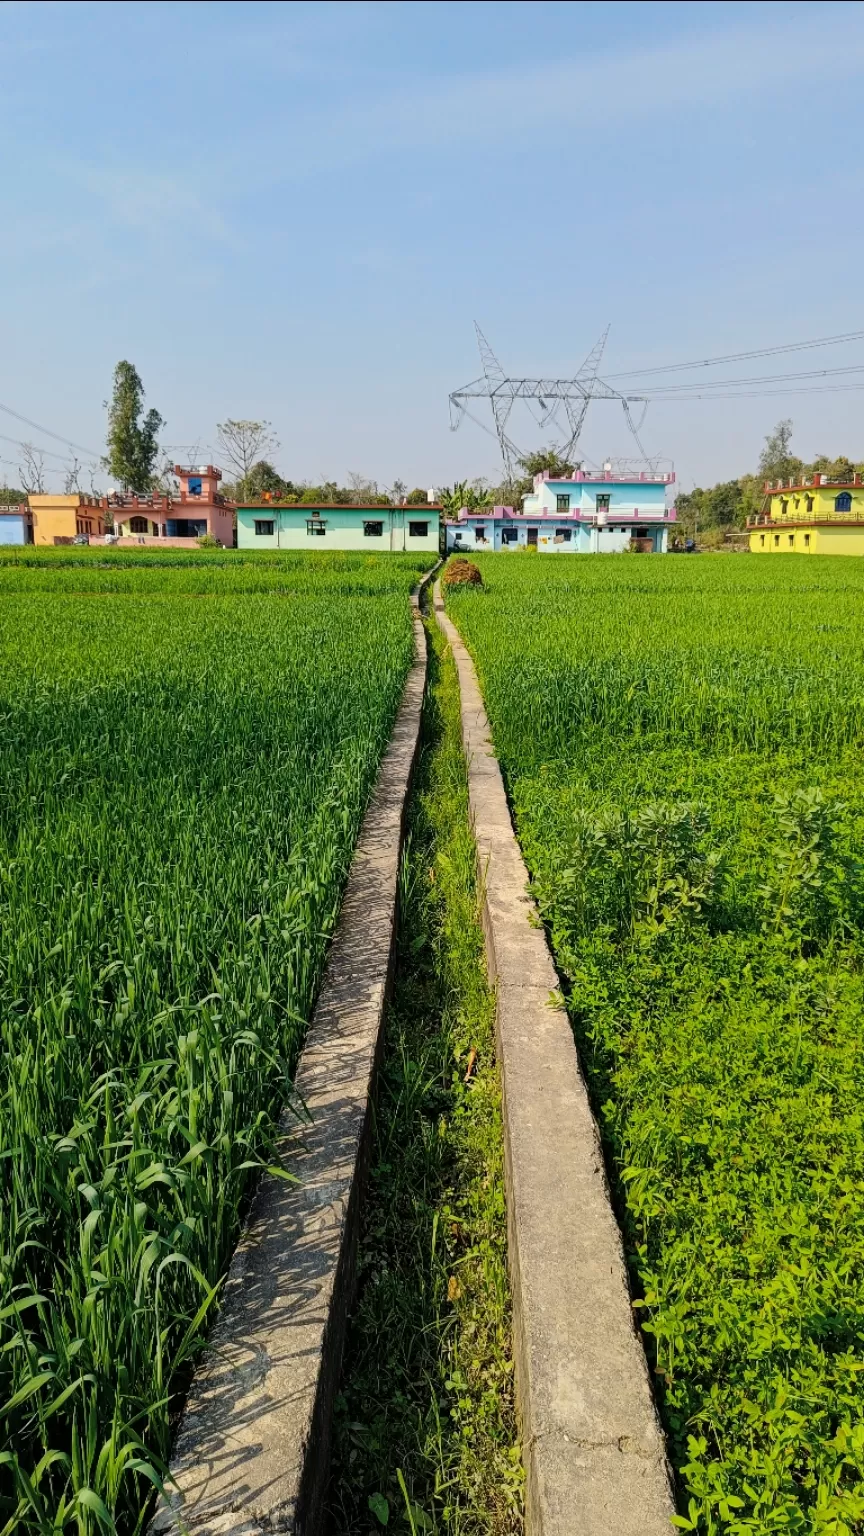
(446, 468), (676, 554)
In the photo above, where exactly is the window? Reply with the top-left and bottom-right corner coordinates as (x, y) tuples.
(306, 520), (327, 536)
(130, 516), (148, 534)
(187, 477), (202, 496)
(779, 499), (788, 517)
(555, 527), (572, 542)
(635, 527), (648, 538)
(760, 534), (765, 546)
(793, 495), (800, 510)
(254, 519), (275, 536)
(804, 533), (811, 547)
(408, 521), (429, 538)
(788, 534), (794, 546)
(835, 491), (853, 512)
(774, 534), (780, 546)
(501, 527), (519, 544)
(363, 520), (384, 537)
(806, 494), (814, 513)
(595, 493), (611, 512)
(556, 494), (570, 512)
(473, 525), (486, 541)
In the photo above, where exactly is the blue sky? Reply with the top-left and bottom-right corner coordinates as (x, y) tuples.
(2, 0), (864, 494)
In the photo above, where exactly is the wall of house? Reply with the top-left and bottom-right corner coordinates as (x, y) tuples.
(447, 521), (666, 553)
(768, 488), (864, 521)
(524, 479), (669, 519)
(750, 525), (864, 554)
(29, 496), (104, 545)
(237, 507), (440, 552)
(0, 513), (30, 546)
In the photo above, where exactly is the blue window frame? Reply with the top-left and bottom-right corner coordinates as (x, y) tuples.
(835, 491), (853, 512)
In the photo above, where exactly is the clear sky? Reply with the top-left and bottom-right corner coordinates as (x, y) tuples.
(2, 0), (864, 494)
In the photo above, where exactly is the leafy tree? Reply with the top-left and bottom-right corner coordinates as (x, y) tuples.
(216, 420), (279, 485)
(757, 419), (802, 483)
(104, 362), (164, 492)
(811, 454), (856, 480)
(518, 447), (576, 481)
(436, 480), (493, 519)
(406, 487), (431, 505)
(240, 460), (294, 500)
(0, 485), (27, 506)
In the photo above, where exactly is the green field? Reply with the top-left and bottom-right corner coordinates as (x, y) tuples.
(0, 550), (431, 1533)
(445, 555), (864, 1536)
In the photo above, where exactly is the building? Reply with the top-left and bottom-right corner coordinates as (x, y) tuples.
(0, 505), (33, 545)
(236, 502), (441, 553)
(748, 474), (864, 554)
(29, 493), (106, 545)
(445, 468), (676, 554)
(109, 466), (234, 545)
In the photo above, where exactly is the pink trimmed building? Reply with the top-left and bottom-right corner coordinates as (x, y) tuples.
(107, 466), (235, 546)
(446, 468), (676, 554)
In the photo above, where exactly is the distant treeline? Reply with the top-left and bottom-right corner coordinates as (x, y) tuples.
(676, 420), (864, 540)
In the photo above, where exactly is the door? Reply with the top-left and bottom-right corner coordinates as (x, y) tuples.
(527, 527), (538, 547)
(390, 509), (405, 550)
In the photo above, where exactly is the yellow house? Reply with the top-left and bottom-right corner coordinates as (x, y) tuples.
(749, 475), (864, 554)
(29, 494), (105, 545)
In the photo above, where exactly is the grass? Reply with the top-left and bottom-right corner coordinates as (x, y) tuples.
(327, 603), (523, 1536)
(0, 550), (432, 1534)
(444, 554), (864, 1536)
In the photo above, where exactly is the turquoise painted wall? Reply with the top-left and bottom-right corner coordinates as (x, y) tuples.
(237, 505), (440, 553)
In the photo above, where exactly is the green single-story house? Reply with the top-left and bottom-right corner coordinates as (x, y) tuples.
(236, 503), (442, 553)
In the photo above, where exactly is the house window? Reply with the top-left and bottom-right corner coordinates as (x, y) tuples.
(306, 520), (327, 536)
(501, 527), (519, 544)
(595, 494), (611, 512)
(556, 527), (572, 542)
(804, 533), (811, 547)
(779, 499), (788, 517)
(130, 516), (148, 534)
(473, 524), (486, 541)
(408, 521), (429, 538)
(363, 520), (384, 537)
(187, 477), (202, 496)
(556, 494), (570, 512)
(760, 534), (765, 546)
(788, 534), (794, 546)
(835, 491), (852, 512)
(774, 534), (780, 546)
(254, 519), (275, 536)
(806, 494), (814, 513)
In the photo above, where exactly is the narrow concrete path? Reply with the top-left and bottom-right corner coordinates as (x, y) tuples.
(433, 581), (675, 1536)
(155, 579), (432, 1536)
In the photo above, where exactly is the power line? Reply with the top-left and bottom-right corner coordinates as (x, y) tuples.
(649, 382), (864, 401)
(606, 328), (864, 380)
(0, 402), (100, 458)
(644, 362), (864, 396)
(0, 431), (82, 466)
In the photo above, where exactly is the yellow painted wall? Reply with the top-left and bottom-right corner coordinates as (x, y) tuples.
(29, 495), (104, 545)
(750, 524), (864, 555)
(767, 486), (864, 521)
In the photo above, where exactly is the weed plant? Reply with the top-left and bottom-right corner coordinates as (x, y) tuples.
(446, 555), (864, 1535)
(0, 551), (430, 1532)
(328, 608), (522, 1535)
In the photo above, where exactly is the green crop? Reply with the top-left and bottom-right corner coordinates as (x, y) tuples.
(446, 555), (864, 1535)
(0, 550), (431, 1533)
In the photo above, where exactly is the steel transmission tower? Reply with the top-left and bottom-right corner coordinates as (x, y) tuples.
(449, 325), (652, 481)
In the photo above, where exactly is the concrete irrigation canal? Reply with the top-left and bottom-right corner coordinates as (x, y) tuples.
(155, 569), (674, 1536)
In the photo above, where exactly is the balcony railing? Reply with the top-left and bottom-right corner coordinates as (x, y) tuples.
(748, 513), (864, 528)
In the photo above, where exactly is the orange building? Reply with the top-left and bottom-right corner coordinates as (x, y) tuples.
(29, 494), (106, 545)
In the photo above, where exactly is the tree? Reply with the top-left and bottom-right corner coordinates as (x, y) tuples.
(757, 419), (802, 483)
(64, 458), (82, 494)
(104, 361), (164, 492)
(406, 486), (431, 505)
(18, 444), (46, 494)
(240, 461), (297, 500)
(436, 480), (493, 519)
(0, 485), (26, 506)
(216, 420), (280, 485)
(518, 447), (576, 481)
